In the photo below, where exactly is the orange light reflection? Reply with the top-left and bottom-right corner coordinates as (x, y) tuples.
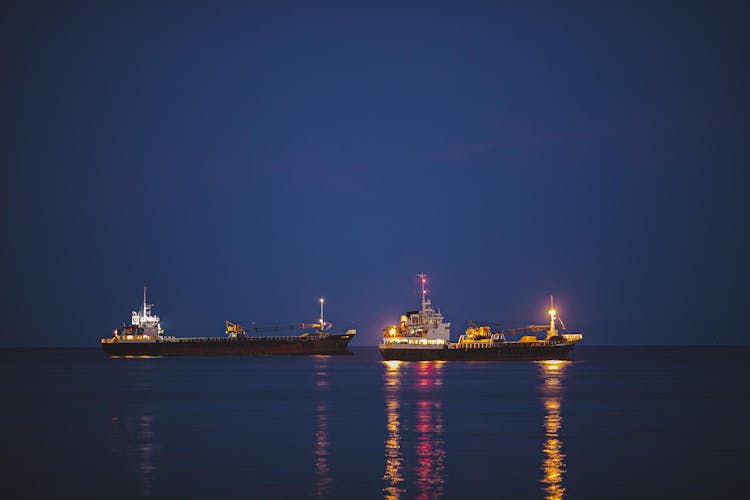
(538, 360), (570, 500)
(383, 360), (404, 500)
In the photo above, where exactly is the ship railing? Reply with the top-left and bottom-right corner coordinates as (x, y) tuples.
(381, 337), (446, 346)
(452, 341), (498, 350)
(101, 337), (155, 343)
(450, 340), (558, 349)
(158, 334), (327, 343)
(514, 341), (551, 347)
(562, 334), (583, 342)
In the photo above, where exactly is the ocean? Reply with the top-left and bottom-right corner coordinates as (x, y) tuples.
(1, 346), (747, 499)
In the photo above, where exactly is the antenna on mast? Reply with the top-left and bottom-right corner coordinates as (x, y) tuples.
(143, 286), (147, 317)
(418, 273), (427, 311)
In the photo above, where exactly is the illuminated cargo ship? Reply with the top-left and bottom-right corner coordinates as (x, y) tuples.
(101, 288), (356, 356)
(378, 274), (582, 361)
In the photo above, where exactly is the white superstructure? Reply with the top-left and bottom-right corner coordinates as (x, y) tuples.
(131, 287), (163, 337)
(103, 287), (163, 344)
(379, 274), (451, 350)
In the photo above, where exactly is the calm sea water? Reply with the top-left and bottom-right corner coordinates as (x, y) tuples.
(0, 346), (747, 499)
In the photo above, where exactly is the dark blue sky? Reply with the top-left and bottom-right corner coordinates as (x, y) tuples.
(2, 1), (748, 346)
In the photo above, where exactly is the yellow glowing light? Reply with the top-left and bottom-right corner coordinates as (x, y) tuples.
(389, 327), (397, 336)
(542, 397), (565, 500)
(543, 361), (562, 371)
(384, 360), (402, 371)
(384, 398), (403, 499)
(549, 309), (556, 317)
(538, 357), (568, 500)
(126, 335), (133, 340)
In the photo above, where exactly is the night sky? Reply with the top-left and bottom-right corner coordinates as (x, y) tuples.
(2, 1), (748, 346)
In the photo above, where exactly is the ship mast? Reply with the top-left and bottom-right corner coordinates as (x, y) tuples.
(319, 297), (325, 335)
(418, 273), (427, 312)
(142, 286), (147, 318)
(548, 295), (557, 339)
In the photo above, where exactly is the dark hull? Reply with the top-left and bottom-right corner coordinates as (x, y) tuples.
(102, 334), (354, 356)
(379, 342), (576, 361)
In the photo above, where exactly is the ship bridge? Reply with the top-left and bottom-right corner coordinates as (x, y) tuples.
(381, 274), (451, 346)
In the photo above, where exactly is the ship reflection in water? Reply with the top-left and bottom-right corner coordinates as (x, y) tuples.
(314, 356), (332, 498)
(383, 360), (446, 499)
(538, 359), (570, 500)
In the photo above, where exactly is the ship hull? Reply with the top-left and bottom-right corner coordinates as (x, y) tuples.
(102, 334), (354, 356)
(378, 342), (576, 361)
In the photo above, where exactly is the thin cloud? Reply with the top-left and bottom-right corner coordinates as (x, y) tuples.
(419, 114), (673, 164)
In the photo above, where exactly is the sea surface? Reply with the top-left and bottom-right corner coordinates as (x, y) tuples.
(1, 346), (747, 499)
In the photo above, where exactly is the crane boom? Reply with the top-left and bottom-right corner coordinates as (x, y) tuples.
(497, 325), (548, 336)
(225, 321), (331, 338)
(249, 324), (302, 333)
(469, 321), (549, 337)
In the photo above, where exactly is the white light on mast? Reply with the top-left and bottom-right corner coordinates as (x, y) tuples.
(548, 295), (557, 336)
(319, 298), (325, 331)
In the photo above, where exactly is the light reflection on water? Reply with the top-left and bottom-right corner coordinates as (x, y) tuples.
(6, 344), (744, 500)
(414, 361), (445, 499)
(110, 369), (157, 497)
(111, 412), (156, 496)
(314, 356), (333, 498)
(383, 360), (404, 500)
(537, 360), (570, 500)
(102, 354), (571, 498)
(383, 360), (446, 500)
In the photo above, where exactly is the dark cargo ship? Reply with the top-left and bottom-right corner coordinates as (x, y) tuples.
(378, 274), (582, 361)
(101, 289), (355, 356)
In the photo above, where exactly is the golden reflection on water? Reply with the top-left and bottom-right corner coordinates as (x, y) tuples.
(538, 359), (570, 500)
(383, 360), (446, 500)
(383, 360), (404, 500)
(314, 356), (332, 498)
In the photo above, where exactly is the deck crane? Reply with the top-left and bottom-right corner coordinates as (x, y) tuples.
(226, 296), (332, 338)
(467, 320), (552, 342)
(225, 320), (331, 339)
(468, 297), (569, 341)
